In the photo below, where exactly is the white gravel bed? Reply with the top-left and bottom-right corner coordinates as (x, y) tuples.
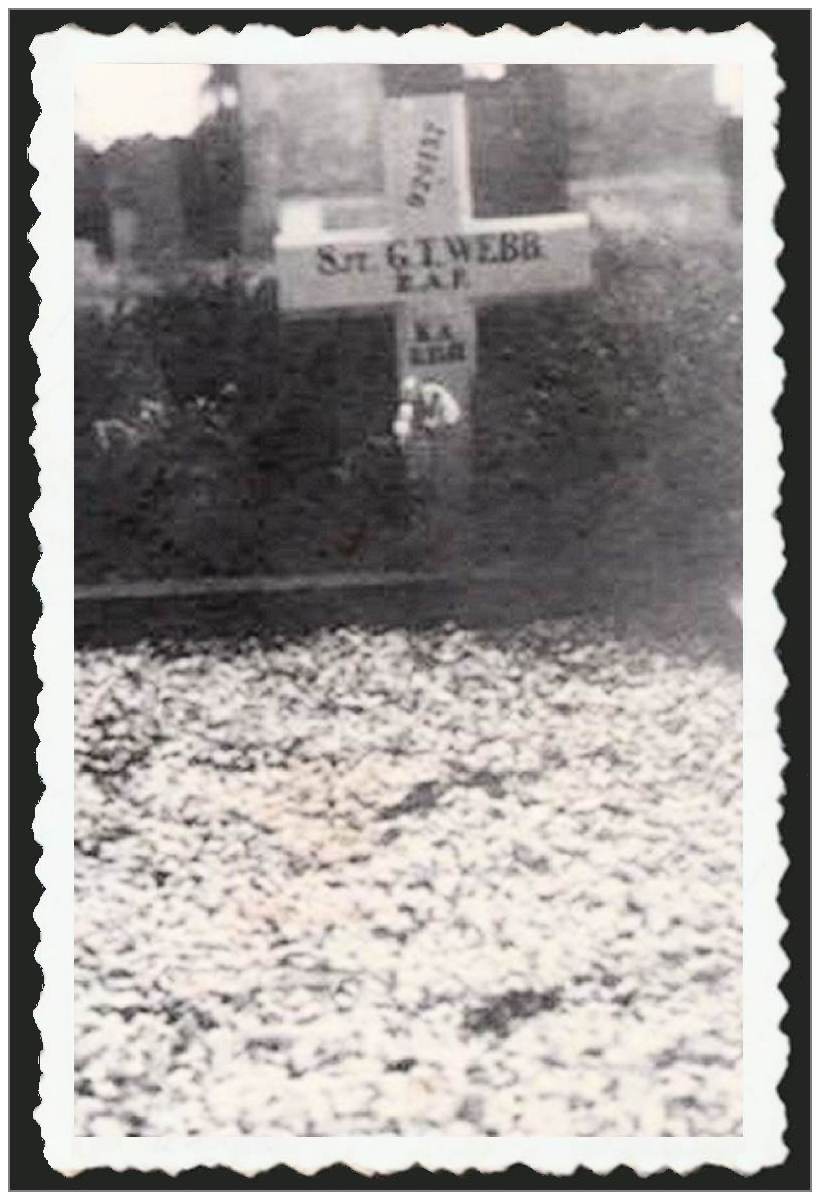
(75, 616), (742, 1136)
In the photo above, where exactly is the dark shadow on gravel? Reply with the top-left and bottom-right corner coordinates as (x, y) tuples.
(463, 988), (564, 1038)
(379, 780), (441, 820)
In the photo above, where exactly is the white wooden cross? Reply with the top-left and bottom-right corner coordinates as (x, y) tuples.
(276, 81), (592, 514)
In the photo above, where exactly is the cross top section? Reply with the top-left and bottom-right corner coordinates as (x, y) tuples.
(275, 76), (593, 521)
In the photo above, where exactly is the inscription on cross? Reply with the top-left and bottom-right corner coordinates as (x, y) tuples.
(276, 75), (592, 527)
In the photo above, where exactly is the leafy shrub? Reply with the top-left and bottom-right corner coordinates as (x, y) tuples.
(76, 212), (741, 585)
(75, 274), (397, 582)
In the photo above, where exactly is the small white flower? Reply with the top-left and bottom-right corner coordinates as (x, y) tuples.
(395, 376), (462, 440)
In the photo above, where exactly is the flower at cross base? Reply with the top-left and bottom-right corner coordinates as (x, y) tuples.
(392, 376), (462, 446)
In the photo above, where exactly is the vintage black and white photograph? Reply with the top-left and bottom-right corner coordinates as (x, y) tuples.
(31, 20), (786, 1177)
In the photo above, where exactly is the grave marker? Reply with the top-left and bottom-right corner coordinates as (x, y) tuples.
(276, 71), (593, 549)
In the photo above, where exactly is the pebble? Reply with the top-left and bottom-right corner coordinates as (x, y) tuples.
(74, 615), (742, 1135)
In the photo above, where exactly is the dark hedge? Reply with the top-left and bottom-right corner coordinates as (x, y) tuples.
(75, 220), (741, 588)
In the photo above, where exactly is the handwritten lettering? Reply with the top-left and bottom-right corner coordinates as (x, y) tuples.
(406, 119), (446, 209)
(409, 320), (466, 366)
(316, 245), (371, 276)
(386, 231), (541, 273)
(395, 266), (468, 294)
(444, 235), (472, 262)
(414, 320), (455, 343)
(381, 231), (543, 291)
(409, 340), (466, 366)
(315, 231), (545, 292)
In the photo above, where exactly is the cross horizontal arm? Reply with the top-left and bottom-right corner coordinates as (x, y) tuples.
(277, 229), (393, 312)
(458, 212), (593, 302)
(276, 213), (592, 314)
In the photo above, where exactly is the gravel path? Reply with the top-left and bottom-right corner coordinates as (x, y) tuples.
(75, 616), (742, 1136)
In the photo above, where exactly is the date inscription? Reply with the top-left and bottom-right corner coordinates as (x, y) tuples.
(405, 119), (447, 209)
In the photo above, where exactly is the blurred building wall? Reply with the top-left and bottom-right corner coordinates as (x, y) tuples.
(103, 136), (187, 266)
(565, 65), (718, 179)
(238, 65), (383, 255)
(77, 65), (722, 275)
(238, 64), (719, 252)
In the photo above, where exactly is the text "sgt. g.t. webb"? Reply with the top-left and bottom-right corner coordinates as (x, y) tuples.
(316, 228), (546, 294)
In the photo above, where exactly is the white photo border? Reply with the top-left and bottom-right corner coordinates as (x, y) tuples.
(31, 20), (786, 1177)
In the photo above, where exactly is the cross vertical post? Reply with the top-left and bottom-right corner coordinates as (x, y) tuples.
(383, 89), (476, 533)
